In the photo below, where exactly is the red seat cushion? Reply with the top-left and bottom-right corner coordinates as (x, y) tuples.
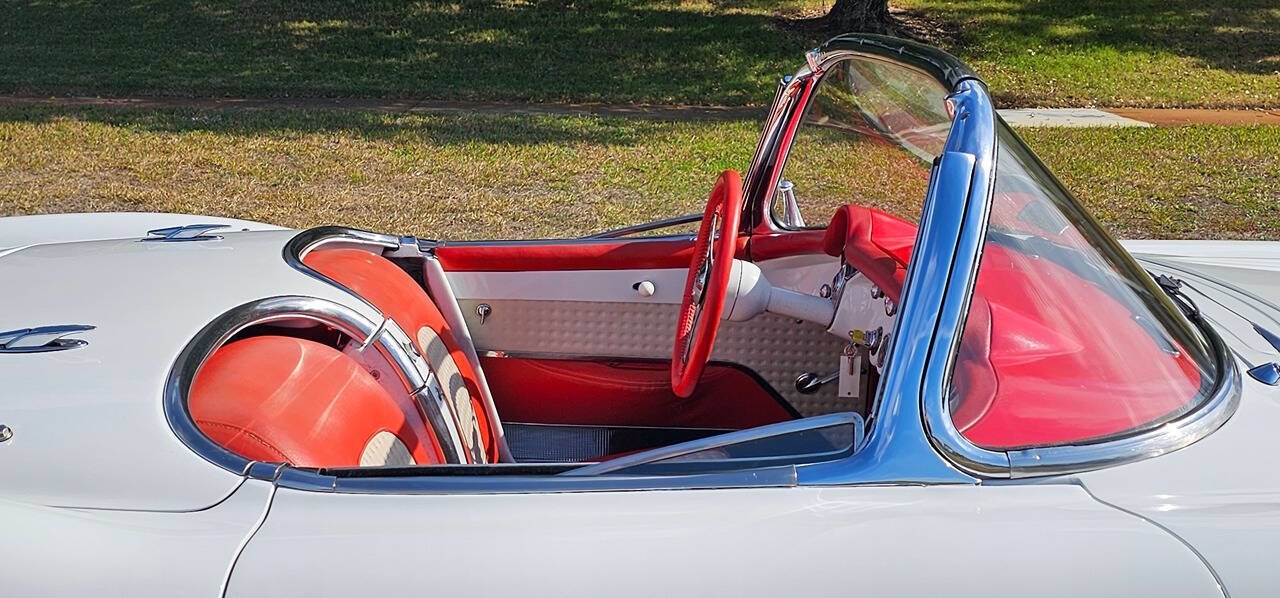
(304, 248), (499, 463)
(190, 336), (444, 467)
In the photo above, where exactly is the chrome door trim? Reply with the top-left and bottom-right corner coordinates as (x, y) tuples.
(563, 412), (863, 476)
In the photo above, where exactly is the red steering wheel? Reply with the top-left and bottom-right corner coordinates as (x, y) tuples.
(672, 170), (744, 398)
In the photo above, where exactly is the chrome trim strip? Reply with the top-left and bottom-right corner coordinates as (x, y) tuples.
(581, 213), (702, 239)
(326, 465), (799, 495)
(917, 80), (1009, 477)
(0, 324), (95, 353)
(1005, 325), (1240, 478)
(563, 412), (863, 476)
(142, 223), (231, 242)
(163, 295), (470, 479)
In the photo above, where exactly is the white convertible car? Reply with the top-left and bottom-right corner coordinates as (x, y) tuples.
(3, 35), (1279, 597)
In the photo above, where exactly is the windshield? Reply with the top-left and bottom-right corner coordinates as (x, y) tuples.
(946, 122), (1218, 451)
(772, 56), (952, 228)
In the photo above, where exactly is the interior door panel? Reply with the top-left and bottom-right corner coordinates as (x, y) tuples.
(454, 298), (846, 417)
(440, 236), (850, 417)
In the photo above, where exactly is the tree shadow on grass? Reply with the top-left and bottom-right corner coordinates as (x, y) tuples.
(935, 0), (1279, 75)
(0, 0), (819, 105)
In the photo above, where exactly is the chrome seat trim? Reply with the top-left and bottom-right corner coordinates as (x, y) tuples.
(163, 295), (471, 479)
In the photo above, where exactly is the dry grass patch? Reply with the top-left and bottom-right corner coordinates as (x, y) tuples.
(1, 106), (1276, 241)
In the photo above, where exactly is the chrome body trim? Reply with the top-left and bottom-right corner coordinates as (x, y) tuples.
(1249, 362), (1280, 386)
(563, 412), (864, 476)
(327, 465), (799, 495)
(581, 213), (702, 239)
(0, 324), (95, 353)
(163, 295), (472, 481)
(142, 223), (230, 242)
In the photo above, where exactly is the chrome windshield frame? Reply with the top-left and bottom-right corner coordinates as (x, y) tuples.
(918, 116), (1242, 478)
(749, 35), (1240, 483)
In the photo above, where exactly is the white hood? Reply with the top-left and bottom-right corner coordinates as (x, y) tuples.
(0, 227), (377, 510)
(1124, 239), (1280, 365)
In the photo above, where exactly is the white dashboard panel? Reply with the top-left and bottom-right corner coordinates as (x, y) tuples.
(447, 268), (691, 304)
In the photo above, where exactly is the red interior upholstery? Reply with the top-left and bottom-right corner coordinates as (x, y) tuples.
(304, 248), (500, 463)
(189, 336), (444, 467)
(822, 205), (916, 303)
(814, 204), (1203, 449)
(482, 357), (795, 429)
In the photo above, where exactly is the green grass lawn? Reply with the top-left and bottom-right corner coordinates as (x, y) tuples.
(0, 0), (1274, 108)
(2, 107), (1275, 240)
(900, 0), (1280, 109)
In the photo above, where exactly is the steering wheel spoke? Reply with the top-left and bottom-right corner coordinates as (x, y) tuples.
(671, 170), (743, 398)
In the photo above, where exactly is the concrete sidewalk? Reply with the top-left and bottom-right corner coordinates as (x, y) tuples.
(1, 95), (1278, 127)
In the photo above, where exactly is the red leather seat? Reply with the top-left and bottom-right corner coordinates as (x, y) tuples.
(189, 335), (445, 467)
(304, 248), (501, 464)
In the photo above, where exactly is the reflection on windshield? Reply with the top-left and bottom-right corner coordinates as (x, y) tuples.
(947, 123), (1217, 451)
(778, 56), (952, 227)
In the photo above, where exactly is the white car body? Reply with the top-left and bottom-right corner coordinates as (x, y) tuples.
(3, 36), (1279, 597)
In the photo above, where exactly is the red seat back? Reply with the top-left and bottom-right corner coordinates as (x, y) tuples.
(190, 335), (444, 467)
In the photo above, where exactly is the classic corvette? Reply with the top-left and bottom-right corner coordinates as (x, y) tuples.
(3, 34), (1280, 597)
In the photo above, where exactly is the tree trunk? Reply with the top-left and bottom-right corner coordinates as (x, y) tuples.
(824, 0), (893, 33)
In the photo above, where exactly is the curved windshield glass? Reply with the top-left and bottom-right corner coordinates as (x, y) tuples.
(947, 123), (1218, 450)
(774, 56), (952, 228)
